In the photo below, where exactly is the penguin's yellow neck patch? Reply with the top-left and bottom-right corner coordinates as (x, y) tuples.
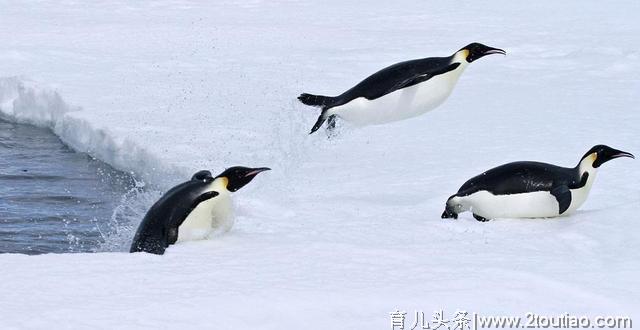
(214, 176), (229, 190)
(453, 49), (469, 64)
(580, 152), (598, 172)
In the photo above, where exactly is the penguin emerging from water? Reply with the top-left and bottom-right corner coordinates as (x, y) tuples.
(130, 166), (270, 254)
(441, 145), (634, 222)
(298, 42), (505, 134)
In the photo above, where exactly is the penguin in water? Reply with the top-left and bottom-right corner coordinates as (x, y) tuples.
(298, 42), (505, 134)
(130, 166), (270, 254)
(441, 145), (634, 222)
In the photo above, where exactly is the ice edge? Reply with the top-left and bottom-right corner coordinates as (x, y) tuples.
(0, 76), (181, 188)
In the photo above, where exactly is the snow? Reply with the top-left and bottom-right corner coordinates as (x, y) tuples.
(1, 0), (639, 329)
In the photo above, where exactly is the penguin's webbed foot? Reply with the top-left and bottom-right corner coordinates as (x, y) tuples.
(325, 115), (339, 139)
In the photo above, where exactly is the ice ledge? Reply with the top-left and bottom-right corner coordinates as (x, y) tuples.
(0, 76), (77, 127)
(0, 76), (180, 188)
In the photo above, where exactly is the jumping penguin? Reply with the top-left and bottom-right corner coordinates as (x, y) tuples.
(441, 145), (634, 221)
(298, 42), (505, 134)
(130, 166), (270, 254)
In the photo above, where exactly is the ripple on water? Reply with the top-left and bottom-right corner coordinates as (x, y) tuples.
(0, 119), (145, 254)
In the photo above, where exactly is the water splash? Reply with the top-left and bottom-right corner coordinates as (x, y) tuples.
(95, 178), (162, 252)
(0, 119), (143, 254)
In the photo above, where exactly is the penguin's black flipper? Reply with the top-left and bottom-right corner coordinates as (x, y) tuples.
(550, 185), (572, 214)
(381, 63), (461, 98)
(174, 191), (220, 228)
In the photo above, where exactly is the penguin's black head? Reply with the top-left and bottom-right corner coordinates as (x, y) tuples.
(441, 207), (458, 219)
(460, 43), (506, 63)
(441, 195), (459, 219)
(215, 166), (271, 192)
(581, 145), (634, 168)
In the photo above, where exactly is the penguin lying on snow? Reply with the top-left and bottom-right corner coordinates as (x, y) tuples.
(442, 145), (634, 221)
(298, 42), (505, 134)
(130, 166), (270, 255)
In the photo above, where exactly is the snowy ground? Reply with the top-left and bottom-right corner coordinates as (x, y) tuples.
(1, 1), (639, 329)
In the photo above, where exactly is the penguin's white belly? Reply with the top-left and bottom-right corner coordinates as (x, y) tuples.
(463, 190), (561, 219)
(566, 178), (595, 214)
(177, 192), (234, 242)
(331, 69), (464, 126)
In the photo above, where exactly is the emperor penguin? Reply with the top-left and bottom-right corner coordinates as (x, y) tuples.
(130, 166), (270, 254)
(441, 145), (634, 222)
(298, 42), (506, 134)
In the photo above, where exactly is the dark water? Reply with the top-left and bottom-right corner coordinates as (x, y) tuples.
(0, 120), (136, 254)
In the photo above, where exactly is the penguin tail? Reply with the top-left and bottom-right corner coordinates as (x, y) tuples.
(297, 93), (335, 108)
(298, 93), (339, 135)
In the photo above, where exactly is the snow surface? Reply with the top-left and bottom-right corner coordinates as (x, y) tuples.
(1, 1), (639, 329)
